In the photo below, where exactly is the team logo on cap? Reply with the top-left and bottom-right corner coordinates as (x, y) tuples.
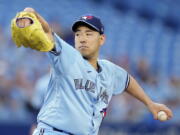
(82, 16), (93, 20)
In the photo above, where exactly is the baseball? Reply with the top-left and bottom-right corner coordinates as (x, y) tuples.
(157, 111), (168, 121)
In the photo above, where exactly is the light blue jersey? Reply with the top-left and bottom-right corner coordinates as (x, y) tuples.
(35, 34), (129, 135)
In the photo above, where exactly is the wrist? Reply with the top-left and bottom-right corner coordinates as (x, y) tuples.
(146, 100), (154, 108)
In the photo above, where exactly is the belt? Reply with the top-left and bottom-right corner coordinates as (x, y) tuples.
(53, 127), (74, 135)
(38, 121), (74, 135)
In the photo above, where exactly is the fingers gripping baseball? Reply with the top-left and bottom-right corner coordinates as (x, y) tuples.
(148, 103), (173, 121)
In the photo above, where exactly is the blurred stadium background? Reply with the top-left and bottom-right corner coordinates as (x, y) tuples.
(0, 0), (180, 134)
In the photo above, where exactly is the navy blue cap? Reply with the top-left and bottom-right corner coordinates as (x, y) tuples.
(72, 15), (104, 34)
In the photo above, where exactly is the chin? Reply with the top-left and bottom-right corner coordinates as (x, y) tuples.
(79, 51), (92, 60)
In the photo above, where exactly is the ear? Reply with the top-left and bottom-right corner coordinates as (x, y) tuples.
(99, 34), (106, 46)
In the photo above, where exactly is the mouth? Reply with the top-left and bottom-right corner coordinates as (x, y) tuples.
(79, 46), (88, 49)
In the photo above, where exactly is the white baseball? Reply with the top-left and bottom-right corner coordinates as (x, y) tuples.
(157, 111), (168, 121)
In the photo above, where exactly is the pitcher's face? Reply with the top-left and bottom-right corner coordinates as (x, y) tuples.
(75, 26), (105, 59)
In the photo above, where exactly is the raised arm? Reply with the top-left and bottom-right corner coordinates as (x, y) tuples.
(16, 7), (54, 44)
(125, 75), (173, 121)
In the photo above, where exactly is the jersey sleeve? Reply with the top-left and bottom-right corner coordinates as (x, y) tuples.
(113, 65), (130, 95)
(47, 33), (81, 74)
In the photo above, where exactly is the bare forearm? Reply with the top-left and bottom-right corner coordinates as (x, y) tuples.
(125, 75), (153, 107)
(124, 75), (173, 121)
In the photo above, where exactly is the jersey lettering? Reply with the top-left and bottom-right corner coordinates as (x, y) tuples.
(74, 79), (95, 93)
(97, 87), (109, 104)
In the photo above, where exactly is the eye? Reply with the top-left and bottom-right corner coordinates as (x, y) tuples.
(86, 33), (92, 36)
(75, 33), (79, 36)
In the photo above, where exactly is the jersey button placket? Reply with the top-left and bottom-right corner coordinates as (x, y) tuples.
(89, 73), (98, 134)
(91, 74), (100, 133)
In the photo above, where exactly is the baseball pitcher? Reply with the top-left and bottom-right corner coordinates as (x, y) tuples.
(11, 7), (173, 135)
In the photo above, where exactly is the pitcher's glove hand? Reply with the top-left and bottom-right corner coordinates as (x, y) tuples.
(11, 11), (54, 52)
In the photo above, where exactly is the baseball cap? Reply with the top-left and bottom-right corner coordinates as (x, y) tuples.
(72, 15), (104, 34)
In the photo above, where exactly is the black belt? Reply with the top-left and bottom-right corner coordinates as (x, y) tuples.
(53, 127), (74, 135)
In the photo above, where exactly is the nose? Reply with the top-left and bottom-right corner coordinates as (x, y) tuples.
(78, 34), (87, 44)
(80, 40), (86, 44)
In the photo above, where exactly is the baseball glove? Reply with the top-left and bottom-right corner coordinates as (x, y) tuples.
(11, 11), (54, 52)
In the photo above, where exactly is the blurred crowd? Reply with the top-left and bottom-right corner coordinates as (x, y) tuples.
(0, 0), (180, 134)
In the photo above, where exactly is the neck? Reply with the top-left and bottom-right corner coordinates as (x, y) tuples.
(84, 56), (98, 70)
(89, 58), (98, 70)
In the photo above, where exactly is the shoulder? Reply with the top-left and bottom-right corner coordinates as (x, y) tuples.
(51, 33), (83, 60)
(99, 59), (124, 71)
(98, 59), (113, 66)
